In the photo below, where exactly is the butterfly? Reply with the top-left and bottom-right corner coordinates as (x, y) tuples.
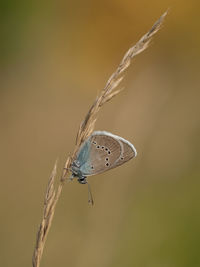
(70, 131), (137, 204)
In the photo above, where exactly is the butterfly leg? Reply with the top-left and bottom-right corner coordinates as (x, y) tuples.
(64, 165), (75, 182)
(63, 167), (70, 171)
(66, 175), (74, 182)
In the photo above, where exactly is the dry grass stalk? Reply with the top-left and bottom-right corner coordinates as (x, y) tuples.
(32, 11), (167, 267)
(32, 158), (71, 267)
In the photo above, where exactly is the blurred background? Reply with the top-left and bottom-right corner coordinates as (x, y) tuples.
(1, 0), (200, 266)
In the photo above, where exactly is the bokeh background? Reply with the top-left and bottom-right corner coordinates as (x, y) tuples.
(1, 1), (200, 266)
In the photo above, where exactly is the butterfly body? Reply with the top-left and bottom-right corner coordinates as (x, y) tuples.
(71, 161), (87, 184)
(71, 131), (137, 183)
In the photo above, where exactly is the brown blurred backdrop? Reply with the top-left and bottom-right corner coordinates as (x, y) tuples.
(1, 1), (200, 266)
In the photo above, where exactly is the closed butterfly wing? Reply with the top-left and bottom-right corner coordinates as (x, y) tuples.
(78, 131), (136, 176)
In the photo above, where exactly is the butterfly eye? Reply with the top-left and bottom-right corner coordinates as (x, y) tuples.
(108, 151), (111, 154)
(96, 145), (100, 148)
(106, 163), (109, 167)
(105, 158), (109, 161)
(93, 141), (97, 145)
(121, 157), (124, 160)
(101, 146), (104, 149)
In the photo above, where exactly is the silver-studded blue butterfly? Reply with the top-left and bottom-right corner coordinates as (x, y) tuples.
(70, 131), (137, 204)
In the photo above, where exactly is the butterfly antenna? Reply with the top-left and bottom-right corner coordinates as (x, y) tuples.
(87, 181), (94, 206)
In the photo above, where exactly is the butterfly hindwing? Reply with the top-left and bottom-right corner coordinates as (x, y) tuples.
(76, 131), (136, 176)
